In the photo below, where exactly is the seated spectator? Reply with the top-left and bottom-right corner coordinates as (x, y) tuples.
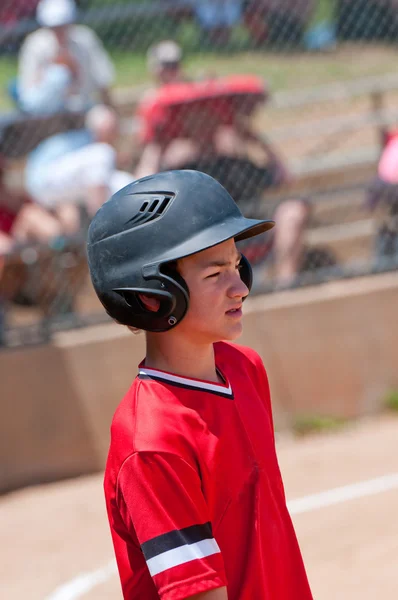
(16, 0), (115, 115)
(367, 130), (398, 263)
(134, 74), (289, 188)
(0, 155), (63, 256)
(25, 105), (134, 236)
(192, 0), (243, 46)
(243, 0), (315, 47)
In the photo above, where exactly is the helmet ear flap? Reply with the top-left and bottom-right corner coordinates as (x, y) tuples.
(158, 270), (189, 328)
(239, 254), (253, 296)
(158, 265), (189, 328)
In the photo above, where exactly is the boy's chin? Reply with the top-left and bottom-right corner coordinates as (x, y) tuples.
(219, 324), (243, 342)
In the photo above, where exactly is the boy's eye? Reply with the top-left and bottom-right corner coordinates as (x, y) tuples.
(206, 272), (220, 279)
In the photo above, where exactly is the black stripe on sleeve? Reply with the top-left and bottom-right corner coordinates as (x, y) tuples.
(141, 521), (213, 560)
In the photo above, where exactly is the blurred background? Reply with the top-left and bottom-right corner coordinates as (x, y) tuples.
(0, 1), (397, 599)
(0, 0), (398, 345)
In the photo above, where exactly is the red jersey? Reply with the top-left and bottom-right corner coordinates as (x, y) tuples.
(104, 342), (313, 599)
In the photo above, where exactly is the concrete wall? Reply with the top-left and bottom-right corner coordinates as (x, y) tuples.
(239, 272), (398, 426)
(0, 327), (145, 493)
(1, 272), (397, 493)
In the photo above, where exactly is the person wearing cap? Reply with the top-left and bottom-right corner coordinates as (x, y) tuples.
(87, 169), (313, 600)
(17, 0), (115, 115)
(146, 40), (186, 87)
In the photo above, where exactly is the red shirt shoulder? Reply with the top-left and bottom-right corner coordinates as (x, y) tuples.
(214, 341), (269, 385)
(214, 340), (263, 365)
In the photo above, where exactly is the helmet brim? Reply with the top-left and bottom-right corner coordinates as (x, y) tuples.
(156, 215), (275, 265)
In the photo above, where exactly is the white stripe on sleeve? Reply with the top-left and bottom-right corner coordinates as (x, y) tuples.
(146, 538), (221, 577)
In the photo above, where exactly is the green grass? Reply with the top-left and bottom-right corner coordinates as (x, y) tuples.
(109, 41), (398, 89)
(310, 0), (336, 26)
(292, 414), (347, 437)
(384, 389), (398, 412)
(2, 43), (398, 111)
(0, 56), (19, 110)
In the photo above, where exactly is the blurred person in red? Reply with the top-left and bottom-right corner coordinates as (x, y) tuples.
(16, 0), (115, 115)
(0, 149), (63, 346)
(367, 129), (398, 261)
(0, 155), (63, 256)
(243, 0), (315, 47)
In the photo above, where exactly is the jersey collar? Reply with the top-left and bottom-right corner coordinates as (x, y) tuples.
(138, 365), (234, 399)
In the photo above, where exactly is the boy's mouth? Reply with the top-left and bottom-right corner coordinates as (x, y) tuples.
(226, 306), (242, 317)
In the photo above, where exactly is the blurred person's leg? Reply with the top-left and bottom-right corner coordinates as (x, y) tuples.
(134, 143), (164, 180)
(54, 203), (82, 237)
(366, 177), (398, 263)
(213, 126), (247, 158)
(10, 203), (63, 244)
(272, 198), (311, 287)
(0, 231), (13, 255)
(161, 139), (200, 170)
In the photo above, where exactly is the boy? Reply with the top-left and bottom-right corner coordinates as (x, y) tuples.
(87, 170), (313, 599)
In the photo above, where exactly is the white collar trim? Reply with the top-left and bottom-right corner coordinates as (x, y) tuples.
(139, 367), (233, 396)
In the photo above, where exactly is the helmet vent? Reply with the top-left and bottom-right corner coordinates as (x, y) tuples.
(126, 195), (173, 226)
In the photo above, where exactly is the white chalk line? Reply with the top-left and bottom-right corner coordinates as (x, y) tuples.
(45, 472), (398, 600)
(45, 559), (118, 600)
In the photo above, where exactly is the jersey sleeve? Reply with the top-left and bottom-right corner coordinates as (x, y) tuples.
(116, 450), (227, 599)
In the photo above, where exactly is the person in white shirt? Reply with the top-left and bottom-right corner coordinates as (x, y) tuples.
(17, 0), (115, 115)
(25, 105), (134, 235)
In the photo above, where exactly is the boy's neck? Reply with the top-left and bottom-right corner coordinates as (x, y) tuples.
(144, 333), (220, 384)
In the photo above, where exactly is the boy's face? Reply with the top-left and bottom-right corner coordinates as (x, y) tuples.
(176, 238), (249, 344)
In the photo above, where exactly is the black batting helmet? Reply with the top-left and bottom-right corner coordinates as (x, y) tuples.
(87, 170), (274, 332)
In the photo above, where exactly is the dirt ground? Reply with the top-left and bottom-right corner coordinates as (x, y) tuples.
(1, 413), (397, 600)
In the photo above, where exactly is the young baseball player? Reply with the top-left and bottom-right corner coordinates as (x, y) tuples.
(87, 170), (313, 599)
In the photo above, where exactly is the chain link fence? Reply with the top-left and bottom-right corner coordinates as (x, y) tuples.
(1, 0), (398, 347)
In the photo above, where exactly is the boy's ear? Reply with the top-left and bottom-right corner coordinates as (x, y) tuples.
(138, 293), (161, 313)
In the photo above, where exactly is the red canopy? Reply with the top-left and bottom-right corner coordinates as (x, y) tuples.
(137, 75), (268, 144)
